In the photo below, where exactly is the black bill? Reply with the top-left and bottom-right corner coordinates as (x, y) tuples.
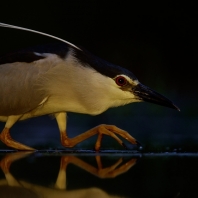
(133, 83), (180, 111)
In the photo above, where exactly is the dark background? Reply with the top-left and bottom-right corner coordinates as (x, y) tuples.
(0, 1), (197, 151)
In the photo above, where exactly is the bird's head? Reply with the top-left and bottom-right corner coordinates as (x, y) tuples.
(73, 47), (180, 112)
(111, 73), (180, 111)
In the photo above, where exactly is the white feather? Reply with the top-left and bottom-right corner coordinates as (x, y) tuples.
(0, 22), (81, 50)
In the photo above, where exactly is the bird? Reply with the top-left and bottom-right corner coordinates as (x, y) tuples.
(0, 22), (180, 151)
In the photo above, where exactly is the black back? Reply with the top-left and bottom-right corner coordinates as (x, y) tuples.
(0, 43), (70, 64)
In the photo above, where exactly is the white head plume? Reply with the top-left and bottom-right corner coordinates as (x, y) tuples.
(0, 22), (81, 50)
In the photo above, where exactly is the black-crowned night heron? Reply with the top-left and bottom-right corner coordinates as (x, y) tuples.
(0, 23), (179, 151)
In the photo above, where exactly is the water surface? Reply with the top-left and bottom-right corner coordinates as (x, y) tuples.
(0, 151), (197, 198)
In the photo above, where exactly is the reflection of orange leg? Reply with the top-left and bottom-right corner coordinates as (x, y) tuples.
(95, 155), (123, 178)
(0, 152), (12, 174)
(0, 152), (33, 186)
(55, 156), (68, 190)
(96, 155), (103, 169)
(55, 112), (138, 151)
(96, 155), (123, 170)
(58, 155), (137, 179)
(103, 158), (137, 178)
(0, 152), (33, 173)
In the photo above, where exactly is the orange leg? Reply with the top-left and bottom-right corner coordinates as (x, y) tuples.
(0, 128), (35, 150)
(55, 112), (138, 151)
(0, 115), (35, 150)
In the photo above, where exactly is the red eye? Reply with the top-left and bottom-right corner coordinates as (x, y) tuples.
(115, 76), (127, 86)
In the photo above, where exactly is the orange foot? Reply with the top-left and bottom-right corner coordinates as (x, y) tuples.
(60, 124), (139, 151)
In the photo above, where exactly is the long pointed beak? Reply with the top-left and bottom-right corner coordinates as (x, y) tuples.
(133, 83), (180, 111)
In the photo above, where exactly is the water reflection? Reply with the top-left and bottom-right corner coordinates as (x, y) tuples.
(0, 152), (137, 198)
(1, 151), (198, 197)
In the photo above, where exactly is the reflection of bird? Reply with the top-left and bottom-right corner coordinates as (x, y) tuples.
(0, 152), (132, 198)
(0, 23), (179, 151)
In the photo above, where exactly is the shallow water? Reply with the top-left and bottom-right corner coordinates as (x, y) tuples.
(0, 151), (198, 198)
